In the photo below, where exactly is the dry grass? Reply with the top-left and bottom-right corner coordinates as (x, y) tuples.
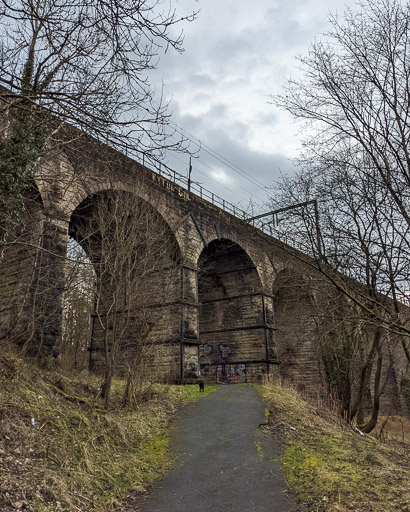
(0, 353), (215, 511)
(373, 415), (410, 450)
(258, 380), (410, 512)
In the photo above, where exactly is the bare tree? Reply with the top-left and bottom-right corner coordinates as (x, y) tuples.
(61, 239), (95, 370)
(0, 0), (196, 238)
(271, 0), (410, 362)
(310, 282), (395, 433)
(70, 190), (180, 408)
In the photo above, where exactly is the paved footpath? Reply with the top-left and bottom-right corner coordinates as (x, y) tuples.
(140, 385), (298, 512)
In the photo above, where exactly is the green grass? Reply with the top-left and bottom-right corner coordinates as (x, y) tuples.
(0, 353), (216, 511)
(258, 381), (410, 512)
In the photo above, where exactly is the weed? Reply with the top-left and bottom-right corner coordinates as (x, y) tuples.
(0, 353), (215, 511)
(258, 381), (410, 512)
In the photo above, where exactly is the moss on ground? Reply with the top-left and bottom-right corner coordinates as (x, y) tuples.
(258, 382), (410, 512)
(0, 353), (216, 511)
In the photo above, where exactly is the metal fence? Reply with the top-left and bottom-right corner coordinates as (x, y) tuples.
(124, 147), (306, 250)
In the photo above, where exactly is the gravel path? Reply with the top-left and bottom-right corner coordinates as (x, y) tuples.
(139, 385), (298, 512)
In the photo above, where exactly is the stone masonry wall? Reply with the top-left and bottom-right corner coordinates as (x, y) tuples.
(0, 136), (407, 410)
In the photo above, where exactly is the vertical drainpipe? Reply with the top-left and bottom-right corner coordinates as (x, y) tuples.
(180, 265), (185, 382)
(262, 294), (269, 376)
(180, 343), (184, 383)
(196, 268), (200, 374)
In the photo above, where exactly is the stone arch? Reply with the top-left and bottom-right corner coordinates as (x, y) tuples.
(197, 237), (264, 289)
(272, 268), (324, 394)
(23, 152), (190, 371)
(68, 181), (182, 254)
(197, 238), (278, 383)
(204, 230), (267, 275)
(68, 188), (182, 265)
(67, 189), (183, 378)
(0, 182), (49, 351)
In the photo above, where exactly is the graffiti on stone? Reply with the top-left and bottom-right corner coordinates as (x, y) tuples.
(183, 345), (199, 377)
(219, 344), (231, 359)
(216, 363), (246, 384)
(184, 361), (198, 372)
(200, 344), (212, 365)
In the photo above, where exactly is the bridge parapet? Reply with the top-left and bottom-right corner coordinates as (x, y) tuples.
(0, 134), (406, 410)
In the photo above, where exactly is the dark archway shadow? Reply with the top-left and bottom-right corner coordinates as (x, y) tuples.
(67, 190), (182, 382)
(197, 238), (271, 384)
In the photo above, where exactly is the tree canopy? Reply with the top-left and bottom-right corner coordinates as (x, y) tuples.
(271, 0), (409, 353)
(0, 0), (196, 238)
(0, 0), (196, 155)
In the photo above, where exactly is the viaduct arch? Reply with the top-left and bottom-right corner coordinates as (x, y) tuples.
(0, 139), (406, 401)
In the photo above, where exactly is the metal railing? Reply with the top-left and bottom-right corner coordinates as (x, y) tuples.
(148, 157), (249, 220)
(149, 156), (310, 251)
(123, 146), (307, 251)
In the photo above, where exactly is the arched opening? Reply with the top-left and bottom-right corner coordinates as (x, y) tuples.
(0, 183), (49, 350)
(198, 239), (274, 383)
(61, 238), (95, 370)
(273, 271), (322, 394)
(68, 190), (182, 394)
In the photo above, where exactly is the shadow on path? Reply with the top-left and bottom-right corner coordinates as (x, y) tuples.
(139, 386), (297, 512)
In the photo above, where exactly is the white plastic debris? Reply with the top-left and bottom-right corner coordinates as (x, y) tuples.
(37, 395), (43, 399)
(290, 426), (296, 431)
(30, 418), (35, 427)
(355, 427), (365, 437)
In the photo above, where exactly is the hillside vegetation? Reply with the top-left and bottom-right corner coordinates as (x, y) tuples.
(1, 353), (409, 512)
(259, 382), (410, 512)
(0, 353), (215, 511)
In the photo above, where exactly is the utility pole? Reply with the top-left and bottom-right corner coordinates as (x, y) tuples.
(188, 157), (192, 192)
(247, 199), (322, 257)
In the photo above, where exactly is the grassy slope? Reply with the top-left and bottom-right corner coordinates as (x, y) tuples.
(258, 382), (410, 512)
(1, 354), (408, 512)
(0, 354), (215, 511)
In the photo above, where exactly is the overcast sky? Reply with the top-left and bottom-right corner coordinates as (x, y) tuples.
(151, 0), (355, 215)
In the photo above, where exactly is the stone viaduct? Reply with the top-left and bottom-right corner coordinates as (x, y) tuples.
(0, 136), (406, 406)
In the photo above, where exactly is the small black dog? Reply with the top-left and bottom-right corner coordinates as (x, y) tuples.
(198, 379), (205, 392)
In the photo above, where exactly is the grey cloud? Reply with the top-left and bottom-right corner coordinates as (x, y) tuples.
(166, 106), (296, 209)
(148, 0), (355, 210)
(187, 73), (217, 87)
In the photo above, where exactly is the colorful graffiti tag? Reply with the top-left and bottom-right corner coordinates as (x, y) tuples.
(216, 364), (246, 384)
